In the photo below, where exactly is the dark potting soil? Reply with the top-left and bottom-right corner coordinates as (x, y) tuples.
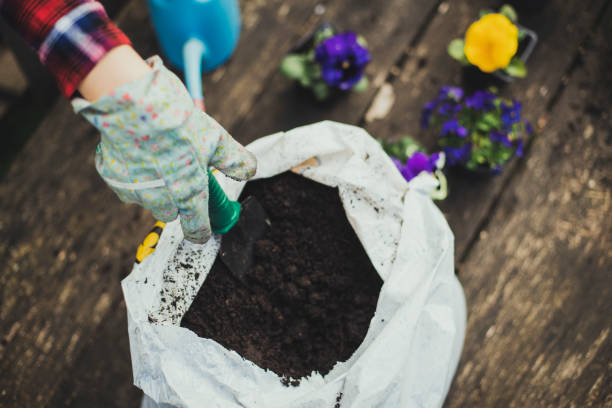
(181, 172), (383, 380)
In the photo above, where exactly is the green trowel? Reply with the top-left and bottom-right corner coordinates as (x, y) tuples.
(208, 169), (270, 284)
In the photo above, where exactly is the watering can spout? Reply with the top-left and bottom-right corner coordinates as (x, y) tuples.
(183, 38), (207, 111)
(147, 0), (241, 110)
(147, 0), (241, 72)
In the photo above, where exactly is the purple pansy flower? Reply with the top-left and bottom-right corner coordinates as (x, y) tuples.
(393, 151), (442, 182)
(489, 130), (513, 147)
(421, 101), (437, 129)
(421, 86), (530, 173)
(501, 100), (522, 130)
(439, 86), (464, 101)
(444, 144), (472, 165)
(515, 139), (524, 157)
(421, 85), (465, 129)
(437, 102), (462, 116)
(391, 156), (403, 170)
(465, 90), (496, 110)
(428, 152), (443, 175)
(315, 32), (371, 90)
(441, 118), (468, 138)
(491, 165), (503, 175)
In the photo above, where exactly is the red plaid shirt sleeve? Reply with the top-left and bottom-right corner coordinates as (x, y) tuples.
(0, 0), (131, 98)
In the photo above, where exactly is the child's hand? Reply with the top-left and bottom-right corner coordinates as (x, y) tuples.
(73, 55), (256, 244)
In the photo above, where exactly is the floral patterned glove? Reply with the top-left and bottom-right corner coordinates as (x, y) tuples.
(72, 56), (257, 243)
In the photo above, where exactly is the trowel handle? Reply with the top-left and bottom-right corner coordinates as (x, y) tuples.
(207, 168), (241, 234)
(184, 38), (207, 111)
(184, 39), (239, 234)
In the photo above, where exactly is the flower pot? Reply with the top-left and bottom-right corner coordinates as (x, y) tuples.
(461, 65), (507, 92)
(511, 0), (553, 14)
(283, 22), (342, 103)
(281, 23), (370, 101)
(448, 163), (501, 179)
(125, 122), (466, 407)
(492, 24), (538, 82)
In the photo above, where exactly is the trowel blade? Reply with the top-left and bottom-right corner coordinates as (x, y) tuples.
(219, 196), (270, 284)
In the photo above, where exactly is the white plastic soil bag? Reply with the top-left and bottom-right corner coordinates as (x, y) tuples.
(124, 121), (466, 408)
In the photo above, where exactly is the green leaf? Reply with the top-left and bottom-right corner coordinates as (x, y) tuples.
(499, 4), (518, 23)
(311, 81), (330, 100)
(380, 140), (398, 158)
(517, 29), (527, 41)
(400, 137), (422, 158)
(379, 136), (424, 161)
(280, 55), (307, 80)
(314, 26), (335, 46)
(480, 137), (493, 149)
(504, 57), (527, 78)
(478, 9), (493, 18)
(357, 35), (368, 48)
(448, 39), (468, 64)
(476, 120), (491, 132)
(352, 76), (369, 93)
(378, 139), (390, 155)
(304, 60), (321, 80)
(482, 112), (501, 127)
(298, 75), (312, 87)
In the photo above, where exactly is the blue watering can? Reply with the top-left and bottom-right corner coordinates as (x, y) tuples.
(147, 0), (241, 109)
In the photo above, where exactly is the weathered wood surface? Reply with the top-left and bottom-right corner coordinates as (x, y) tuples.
(0, 48), (26, 116)
(363, 0), (610, 261)
(0, 0), (142, 178)
(445, 8), (612, 405)
(231, 0), (440, 143)
(47, 299), (140, 407)
(0, 0), (610, 406)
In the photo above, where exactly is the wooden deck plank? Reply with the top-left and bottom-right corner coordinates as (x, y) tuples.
(0, 0), (325, 405)
(444, 7), (612, 405)
(47, 299), (142, 408)
(362, 0), (609, 261)
(0, 99), (151, 406)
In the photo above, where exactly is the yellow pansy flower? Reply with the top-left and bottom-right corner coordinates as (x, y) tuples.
(464, 14), (518, 73)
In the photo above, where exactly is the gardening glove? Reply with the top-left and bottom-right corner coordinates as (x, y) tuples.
(72, 56), (257, 244)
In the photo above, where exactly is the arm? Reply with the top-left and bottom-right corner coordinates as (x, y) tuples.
(77, 45), (151, 101)
(2, 0), (257, 243)
(0, 0), (132, 98)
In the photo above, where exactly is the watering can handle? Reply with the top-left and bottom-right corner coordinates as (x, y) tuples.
(183, 38), (207, 111)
